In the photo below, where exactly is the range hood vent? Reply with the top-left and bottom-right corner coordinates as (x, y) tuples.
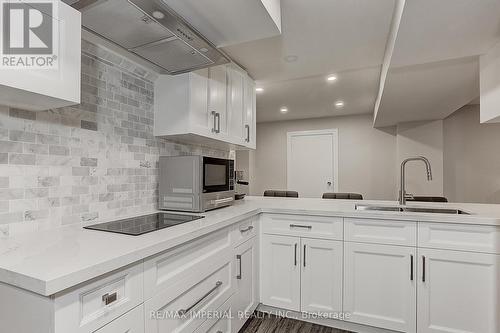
(72, 0), (229, 74)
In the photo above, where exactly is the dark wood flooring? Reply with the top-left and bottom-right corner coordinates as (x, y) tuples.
(240, 312), (353, 333)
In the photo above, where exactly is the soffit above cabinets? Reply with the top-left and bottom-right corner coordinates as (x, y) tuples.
(373, 0), (500, 127)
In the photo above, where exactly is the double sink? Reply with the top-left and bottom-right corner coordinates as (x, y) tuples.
(355, 204), (471, 215)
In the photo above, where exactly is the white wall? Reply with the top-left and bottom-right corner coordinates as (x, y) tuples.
(396, 120), (444, 196)
(444, 104), (500, 203)
(480, 40), (500, 123)
(251, 114), (398, 200)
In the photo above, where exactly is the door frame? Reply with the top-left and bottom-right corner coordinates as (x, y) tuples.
(286, 129), (339, 193)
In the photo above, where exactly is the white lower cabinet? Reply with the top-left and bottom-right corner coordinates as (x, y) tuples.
(261, 234), (343, 315)
(343, 242), (416, 333)
(233, 237), (259, 333)
(144, 253), (234, 333)
(94, 305), (144, 333)
(417, 248), (500, 333)
(261, 234), (301, 311)
(300, 238), (343, 315)
(193, 297), (233, 333)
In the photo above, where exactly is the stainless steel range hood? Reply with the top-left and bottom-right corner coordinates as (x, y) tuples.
(72, 0), (229, 74)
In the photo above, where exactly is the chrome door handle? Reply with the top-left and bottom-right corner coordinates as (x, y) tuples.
(303, 244), (306, 267)
(245, 124), (250, 142)
(178, 281), (222, 315)
(422, 256), (426, 282)
(410, 254), (414, 281)
(236, 254), (242, 279)
(240, 225), (254, 233)
(215, 112), (221, 133)
(294, 243), (298, 266)
(211, 111), (217, 133)
(290, 224), (312, 230)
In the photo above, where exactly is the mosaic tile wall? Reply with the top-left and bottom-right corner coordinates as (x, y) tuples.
(0, 40), (228, 236)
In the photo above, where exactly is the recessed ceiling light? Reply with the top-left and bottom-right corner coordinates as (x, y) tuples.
(152, 11), (165, 19)
(284, 55), (298, 63)
(335, 101), (345, 108)
(255, 87), (264, 93)
(280, 107), (288, 113)
(327, 75), (337, 82)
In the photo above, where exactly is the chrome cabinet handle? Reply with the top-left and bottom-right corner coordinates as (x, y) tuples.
(178, 281), (222, 315)
(236, 254), (242, 280)
(215, 112), (221, 133)
(410, 255), (414, 281)
(303, 244), (306, 267)
(422, 256), (426, 282)
(294, 243), (298, 266)
(290, 224), (312, 230)
(240, 225), (254, 233)
(245, 124), (250, 142)
(102, 292), (117, 306)
(211, 111), (217, 133)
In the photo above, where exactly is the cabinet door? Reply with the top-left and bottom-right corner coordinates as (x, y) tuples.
(94, 305), (144, 333)
(208, 65), (228, 136)
(190, 68), (210, 134)
(243, 75), (256, 149)
(261, 234), (301, 311)
(227, 65), (245, 144)
(301, 238), (342, 315)
(233, 237), (259, 333)
(417, 249), (500, 333)
(344, 242), (416, 333)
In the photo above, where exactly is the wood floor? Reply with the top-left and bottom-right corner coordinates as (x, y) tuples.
(240, 312), (353, 333)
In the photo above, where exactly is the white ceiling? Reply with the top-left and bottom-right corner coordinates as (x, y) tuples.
(253, 66), (381, 123)
(222, 0), (500, 125)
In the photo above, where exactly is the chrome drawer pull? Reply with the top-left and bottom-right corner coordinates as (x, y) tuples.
(290, 224), (312, 229)
(178, 281), (223, 315)
(240, 225), (254, 233)
(102, 292), (117, 306)
(236, 254), (242, 279)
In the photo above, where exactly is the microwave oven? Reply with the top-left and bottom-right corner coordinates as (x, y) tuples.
(159, 155), (235, 212)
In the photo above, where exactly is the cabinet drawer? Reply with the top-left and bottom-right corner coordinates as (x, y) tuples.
(144, 227), (231, 299)
(144, 253), (234, 333)
(54, 262), (144, 333)
(344, 218), (416, 246)
(261, 213), (343, 240)
(94, 305), (144, 333)
(193, 296), (232, 333)
(418, 222), (500, 254)
(231, 216), (258, 247)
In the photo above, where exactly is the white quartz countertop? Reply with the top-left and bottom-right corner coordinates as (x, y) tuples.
(2, 196), (500, 296)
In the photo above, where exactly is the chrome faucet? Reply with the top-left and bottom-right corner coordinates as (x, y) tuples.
(399, 156), (432, 205)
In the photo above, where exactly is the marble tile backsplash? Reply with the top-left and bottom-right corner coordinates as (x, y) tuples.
(0, 40), (228, 236)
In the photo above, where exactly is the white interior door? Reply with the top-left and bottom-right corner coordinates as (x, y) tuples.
(287, 129), (338, 198)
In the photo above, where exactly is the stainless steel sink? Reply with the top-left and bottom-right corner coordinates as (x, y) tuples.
(355, 204), (471, 215)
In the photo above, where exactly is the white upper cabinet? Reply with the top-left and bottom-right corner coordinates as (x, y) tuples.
(155, 64), (256, 149)
(0, 1), (81, 111)
(243, 73), (257, 149)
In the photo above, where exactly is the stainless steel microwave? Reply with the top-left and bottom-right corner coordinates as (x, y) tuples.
(159, 155), (235, 212)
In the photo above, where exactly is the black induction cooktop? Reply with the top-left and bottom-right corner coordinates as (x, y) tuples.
(83, 213), (204, 236)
